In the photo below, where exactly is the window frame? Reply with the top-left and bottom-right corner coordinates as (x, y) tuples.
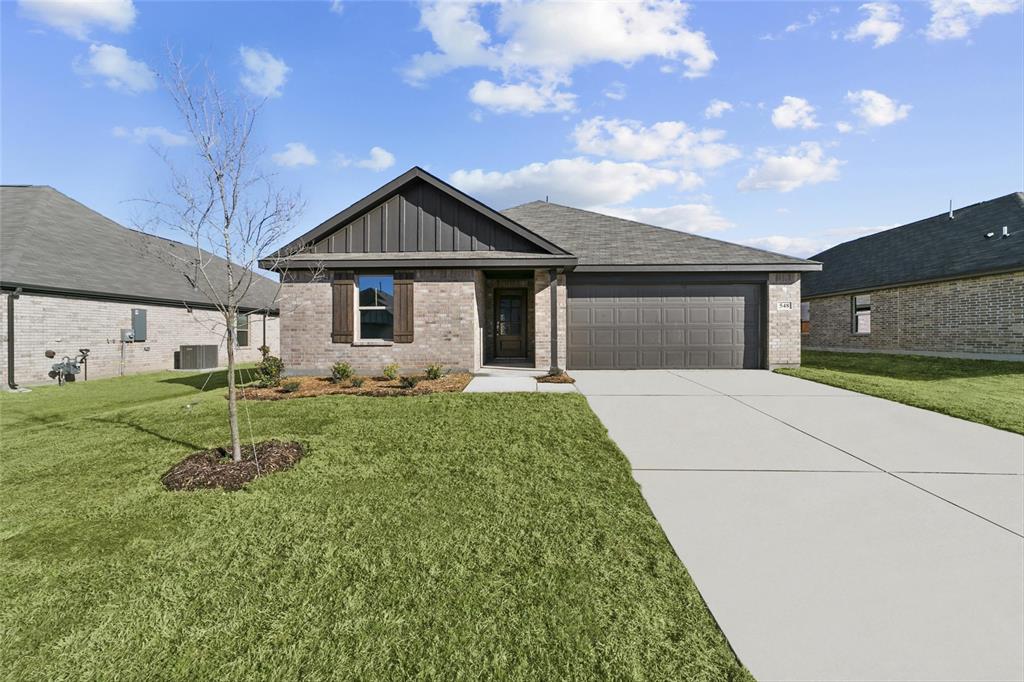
(851, 294), (871, 335)
(800, 301), (810, 336)
(235, 312), (250, 348)
(356, 272), (395, 343)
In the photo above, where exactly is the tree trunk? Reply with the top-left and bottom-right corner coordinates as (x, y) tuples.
(225, 319), (243, 463)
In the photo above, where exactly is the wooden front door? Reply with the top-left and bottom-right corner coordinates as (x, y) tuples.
(494, 289), (527, 358)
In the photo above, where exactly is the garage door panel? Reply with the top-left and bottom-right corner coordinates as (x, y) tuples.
(567, 280), (762, 370)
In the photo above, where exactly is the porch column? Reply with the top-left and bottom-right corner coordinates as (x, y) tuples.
(549, 268), (559, 372)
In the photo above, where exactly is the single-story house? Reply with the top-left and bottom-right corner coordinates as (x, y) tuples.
(261, 167), (820, 374)
(802, 192), (1024, 361)
(1, 185), (280, 387)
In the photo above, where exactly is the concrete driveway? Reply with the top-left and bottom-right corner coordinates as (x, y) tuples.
(574, 369), (1024, 682)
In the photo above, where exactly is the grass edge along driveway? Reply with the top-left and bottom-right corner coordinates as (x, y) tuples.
(1, 369), (752, 681)
(778, 350), (1024, 435)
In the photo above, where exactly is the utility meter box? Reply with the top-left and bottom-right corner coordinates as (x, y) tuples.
(131, 308), (147, 342)
(120, 329), (135, 343)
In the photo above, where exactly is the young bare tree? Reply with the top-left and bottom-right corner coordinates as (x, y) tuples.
(137, 53), (303, 462)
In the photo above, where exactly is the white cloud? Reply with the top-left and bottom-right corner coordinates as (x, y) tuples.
(112, 125), (188, 146)
(336, 146), (396, 171)
(469, 79), (575, 114)
(239, 46), (289, 98)
(272, 142), (318, 167)
(836, 121), (854, 133)
(450, 158), (682, 207)
(926, 0), (1021, 40)
(356, 146), (395, 171)
(846, 3), (904, 47)
(744, 224), (893, 257)
(73, 43), (154, 93)
(329, 0), (343, 14)
(738, 142), (842, 193)
(603, 81), (627, 101)
(846, 89), (911, 126)
(594, 203), (734, 233)
(572, 116), (741, 169)
(771, 96), (819, 129)
(704, 99), (733, 119)
(404, 1), (715, 115)
(759, 8), (838, 40)
(19, 0), (135, 39)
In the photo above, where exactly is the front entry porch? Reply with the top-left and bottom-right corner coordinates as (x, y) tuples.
(479, 269), (564, 371)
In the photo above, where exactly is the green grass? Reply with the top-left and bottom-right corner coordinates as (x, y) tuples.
(778, 350), (1024, 434)
(1, 370), (749, 681)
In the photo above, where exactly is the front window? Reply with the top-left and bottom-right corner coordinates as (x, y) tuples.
(236, 313), (250, 347)
(358, 274), (394, 340)
(801, 302), (810, 336)
(852, 295), (871, 334)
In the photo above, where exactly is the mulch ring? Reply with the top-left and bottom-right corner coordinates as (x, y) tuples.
(161, 440), (305, 492)
(537, 372), (575, 384)
(238, 373), (472, 400)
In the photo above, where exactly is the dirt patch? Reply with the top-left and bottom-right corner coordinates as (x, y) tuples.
(161, 440), (305, 492)
(537, 372), (575, 384)
(239, 373), (473, 400)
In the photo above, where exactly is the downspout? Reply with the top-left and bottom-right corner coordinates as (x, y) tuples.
(7, 288), (21, 390)
(549, 269), (559, 372)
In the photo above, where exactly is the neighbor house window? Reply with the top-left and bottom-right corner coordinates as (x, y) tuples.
(358, 274), (394, 341)
(852, 295), (871, 334)
(801, 302), (810, 336)
(236, 313), (250, 347)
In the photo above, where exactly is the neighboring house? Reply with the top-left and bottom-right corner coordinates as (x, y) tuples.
(261, 167), (820, 374)
(1, 186), (280, 387)
(802, 192), (1024, 360)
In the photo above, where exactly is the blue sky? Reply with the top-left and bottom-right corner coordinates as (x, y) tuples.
(2, 0), (1021, 257)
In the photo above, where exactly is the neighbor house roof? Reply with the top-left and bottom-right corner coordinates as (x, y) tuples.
(502, 201), (820, 272)
(802, 192), (1024, 298)
(0, 185), (280, 312)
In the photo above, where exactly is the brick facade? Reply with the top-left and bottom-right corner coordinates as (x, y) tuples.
(767, 272), (802, 368)
(533, 270), (567, 370)
(805, 271), (1024, 358)
(0, 292), (279, 386)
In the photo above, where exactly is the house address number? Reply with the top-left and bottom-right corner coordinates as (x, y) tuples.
(776, 301), (794, 310)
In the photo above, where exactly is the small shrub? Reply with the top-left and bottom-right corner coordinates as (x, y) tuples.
(331, 361), (354, 383)
(425, 363), (445, 381)
(253, 345), (284, 387)
(350, 376), (365, 388)
(280, 379), (302, 393)
(400, 375), (420, 389)
(382, 363), (400, 381)
(548, 367), (564, 377)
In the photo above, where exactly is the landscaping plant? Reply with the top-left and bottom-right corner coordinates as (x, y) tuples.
(254, 346), (284, 388)
(425, 363), (445, 381)
(280, 379), (302, 393)
(331, 361), (354, 384)
(382, 363), (400, 381)
(400, 376), (420, 389)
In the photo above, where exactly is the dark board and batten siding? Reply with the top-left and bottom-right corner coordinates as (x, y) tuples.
(310, 179), (543, 255)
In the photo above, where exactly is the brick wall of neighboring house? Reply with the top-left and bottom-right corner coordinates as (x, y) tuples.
(805, 270), (1024, 357)
(768, 272), (802, 368)
(534, 270), (568, 371)
(0, 291), (279, 386)
(279, 269), (480, 375)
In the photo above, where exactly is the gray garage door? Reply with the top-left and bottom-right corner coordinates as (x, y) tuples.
(567, 282), (762, 369)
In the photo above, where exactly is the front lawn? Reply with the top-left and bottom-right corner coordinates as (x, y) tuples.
(1, 370), (749, 681)
(778, 350), (1024, 434)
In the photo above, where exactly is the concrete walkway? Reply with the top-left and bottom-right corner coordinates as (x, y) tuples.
(574, 369), (1024, 682)
(465, 367), (578, 393)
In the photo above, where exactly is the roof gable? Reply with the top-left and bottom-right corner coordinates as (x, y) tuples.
(271, 167), (569, 260)
(502, 201), (820, 271)
(803, 192), (1024, 297)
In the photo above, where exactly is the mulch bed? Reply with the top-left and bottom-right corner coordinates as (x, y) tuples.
(238, 373), (473, 400)
(161, 440), (305, 492)
(537, 372), (575, 384)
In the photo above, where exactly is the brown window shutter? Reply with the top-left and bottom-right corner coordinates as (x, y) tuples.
(331, 271), (354, 343)
(393, 271), (414, 343)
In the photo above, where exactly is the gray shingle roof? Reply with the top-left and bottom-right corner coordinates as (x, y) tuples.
(802, 192), (1024, 298)
(0, 186), (280, 311)
(501, 201), (818, 270)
